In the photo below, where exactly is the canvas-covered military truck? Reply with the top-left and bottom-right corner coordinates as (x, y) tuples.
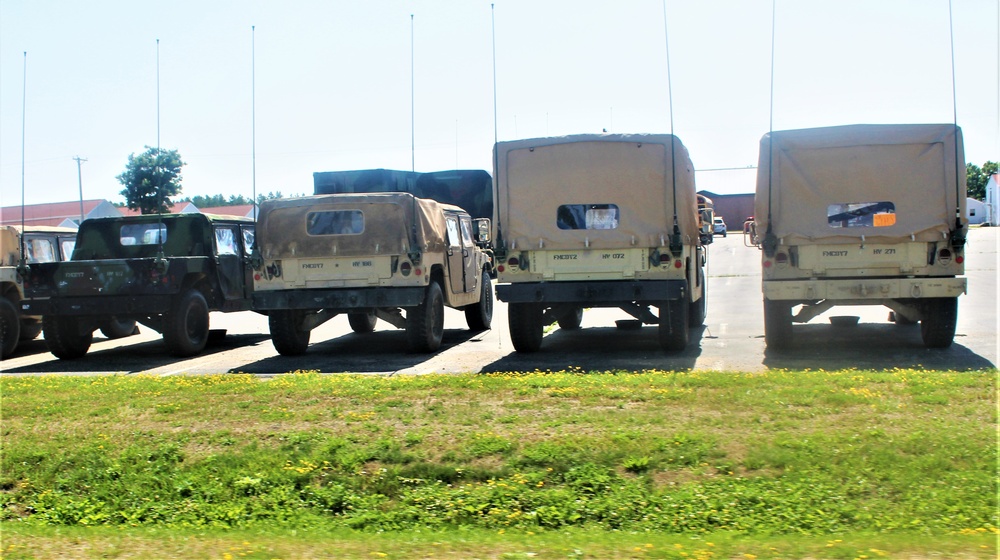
(252, 192), (493, 355)
(492, 133), (707, 353)
(313, 168), (494, 222)
(20, 213), (256, 359)
(753, 123), (968, 349)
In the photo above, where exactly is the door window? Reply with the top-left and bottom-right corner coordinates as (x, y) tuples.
(445, 216), (461, 248)
(215, 226), (238, 255)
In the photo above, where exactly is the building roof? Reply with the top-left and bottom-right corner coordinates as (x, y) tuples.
(198, 204), (256, 218)
(0, 199), (110, 227)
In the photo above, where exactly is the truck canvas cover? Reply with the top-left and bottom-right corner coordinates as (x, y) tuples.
(257, 193), (450, 260)
(754, 124), (967, 245)
(494, 134), (700, 251)
(313, 168), (493, 220)
(1, 226), (18, 266)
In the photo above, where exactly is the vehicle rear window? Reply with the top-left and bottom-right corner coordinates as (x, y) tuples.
(827, 202), (896, 228)
(557, 204), (619, 230)
(120, 223), (167, 245)
(306, 210), (364, 235)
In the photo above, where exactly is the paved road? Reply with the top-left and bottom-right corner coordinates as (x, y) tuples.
(3, 228), (996, 375)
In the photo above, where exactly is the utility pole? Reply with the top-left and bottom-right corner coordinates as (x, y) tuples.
(73, 156), (87, 223)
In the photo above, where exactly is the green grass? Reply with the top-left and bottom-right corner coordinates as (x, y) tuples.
(1, 369), (996, 558)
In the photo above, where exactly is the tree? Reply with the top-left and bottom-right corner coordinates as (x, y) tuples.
(966, 161), (998, 201)
(117, 146), (185, 214)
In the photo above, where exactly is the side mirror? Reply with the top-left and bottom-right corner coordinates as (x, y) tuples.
(473, 218), (491, 244)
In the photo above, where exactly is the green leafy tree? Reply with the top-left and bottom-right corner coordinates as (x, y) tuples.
(117, 146), (185, 214)
(966, 161), (998, 201)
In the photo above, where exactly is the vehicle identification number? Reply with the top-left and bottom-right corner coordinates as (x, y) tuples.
(302, 263), (324, 269)
(602, 253), (626, 260)
(872, 248), (896, 255)
(352, 260), (373, 267)
(552, 254), (578, 260)
(822, 251), (849, 257)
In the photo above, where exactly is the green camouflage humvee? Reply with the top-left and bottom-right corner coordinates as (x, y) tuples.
(252, 192), (493, 354)
(21, 213), (256, 359)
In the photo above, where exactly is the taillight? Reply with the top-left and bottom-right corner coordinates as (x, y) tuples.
(763, 260), (773, 268)
(674, 260), (683, 269)
(938, 248), (952, 265)
(659, 254), (671, 266)
(507, 257), (519, 269)
(400, 262), (412, 276)
(955, 255), (964, 264)
(775, 252), (789, 266)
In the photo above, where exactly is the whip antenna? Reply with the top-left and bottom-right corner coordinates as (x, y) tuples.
(761, 0), (779, 257)
(17, 52), (27, 278)
(411, 14), (415, 172)
(662, 1), (682, 256)
(252, 25), (257, 223)
(155, 39), (166, 263)
(491, 3), (505, 251)
(947, 0), (965, 249)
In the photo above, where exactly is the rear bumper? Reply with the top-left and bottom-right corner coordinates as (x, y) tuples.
(762, 276), (967, 301)
(496, 280), (686, 305)
(20, 294), (174, 317)
(252, 287), (426, 311)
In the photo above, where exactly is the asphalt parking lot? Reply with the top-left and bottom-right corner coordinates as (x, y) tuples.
(3, 227), (996, 376)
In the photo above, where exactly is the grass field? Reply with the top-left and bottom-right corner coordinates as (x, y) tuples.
(1, 368), (996, 559)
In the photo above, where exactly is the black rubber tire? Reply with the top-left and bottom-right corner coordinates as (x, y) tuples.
(465, 272), (494, 331)
(407, 282), (445, 352)
(100, 317), (137, 339)
(348, 311), (378, 333)
(19, 319), (42, 341)
(1, 297), (20, 359)
(556, 306), (583, 330)
(658, 298), (689, 352)
(162, 289), (210, 357)
(920, 297), (957, 349)
(42, 315), (92, 360)
(763, 299), (793, 350)
(508, 302), (544, 353)
(269, 309), (311, 356)
(689, 269), (707, 327)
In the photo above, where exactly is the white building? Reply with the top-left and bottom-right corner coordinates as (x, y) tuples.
(986, 173), (999, 226)
(967, 197), (987, 224)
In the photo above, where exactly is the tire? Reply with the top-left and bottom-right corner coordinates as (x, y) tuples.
(658, 298), (689, 352)
(42, 315), (92, 359)
(763, 299), (793, 350)
(407, 281), (445, 352)
(269, 309), (311, 356)
(100, 317), (137, 339)
(465, 271), (494, 331)
(508, 302), (544, 353)
(921, 297), (957, 349)
(348, 310), (378, 333)
(0, 297), (20, 359)
(556, 306), (583, 330)
(19, 319), (42, 341)
(689, 269), (707, 327)
(162, 289), (210, 357)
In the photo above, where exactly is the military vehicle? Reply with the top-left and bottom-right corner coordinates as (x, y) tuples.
(0, 225), (94, 358)
(20, 213), (256, 358)
(252, 192), (493, 354)
(492, 133), (707, 352)
(753, 123), (967, 349)
(313, 168), (493, 221)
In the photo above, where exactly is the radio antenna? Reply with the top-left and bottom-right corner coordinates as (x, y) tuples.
(410, 14), (416, 172)
(155, 39), (166, 262)
(491, 2), (505, 252)
(761, 0), (779, 257)
(662, 0), (682, 257)
(252, 25), (257, 222)
(947, 0), (965, 249)
(17, 52), (27, 278)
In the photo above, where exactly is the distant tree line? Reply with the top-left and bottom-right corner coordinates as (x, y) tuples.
(175, 192), (302, 208)
(967, 161), (998, 201)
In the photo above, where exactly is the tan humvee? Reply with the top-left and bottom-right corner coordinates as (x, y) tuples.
(252, 192), (493, 354)
(753, 123), (967, 349)
(492, 133), (707, 352)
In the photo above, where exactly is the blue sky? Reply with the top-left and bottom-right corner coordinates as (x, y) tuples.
(1, 0), (997, 208)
